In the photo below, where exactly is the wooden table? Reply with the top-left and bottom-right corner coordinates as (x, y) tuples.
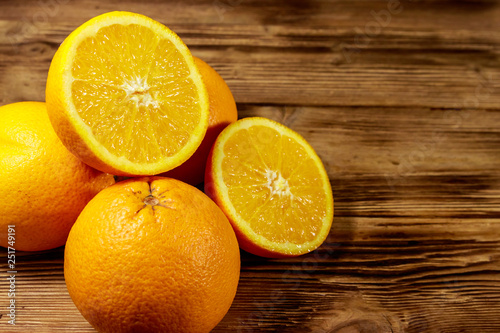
(1, 0), (500, 332)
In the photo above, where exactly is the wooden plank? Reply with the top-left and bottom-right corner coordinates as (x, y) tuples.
(1, 0), (500, 332)
(2, 212), (499, 332)
(238, 104), (500, 177)
(1, 103), (500, 332)
(1, 1), (500, 107)
(0, 248), (95, 332)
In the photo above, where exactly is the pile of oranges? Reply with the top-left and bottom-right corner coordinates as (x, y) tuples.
(0, 11), (333, 333)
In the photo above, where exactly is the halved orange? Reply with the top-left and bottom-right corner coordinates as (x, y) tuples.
(205, 117), (334, 258)
(46, 11), (209, 176)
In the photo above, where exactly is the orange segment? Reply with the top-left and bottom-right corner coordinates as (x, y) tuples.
(46, 11), (209, 176)
(205, 117), (334, 258)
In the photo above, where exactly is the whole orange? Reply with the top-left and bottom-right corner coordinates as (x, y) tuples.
(162, 57), (238, 185)
(0, 102), (114, 251)
(64, 177), (240, 333)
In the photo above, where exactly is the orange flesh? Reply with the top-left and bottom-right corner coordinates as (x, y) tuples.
(221, 125), (328, 245)
(70, 24), (201, 163)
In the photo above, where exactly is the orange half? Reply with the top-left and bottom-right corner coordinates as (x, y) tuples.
(205, 117), (334, 258)
(46, 11), (209, 176)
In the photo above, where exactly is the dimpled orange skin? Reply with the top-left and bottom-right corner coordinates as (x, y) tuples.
(64, 177), (240, 333)
(0, 102), (115, 251)
(162, 57), (238, 185)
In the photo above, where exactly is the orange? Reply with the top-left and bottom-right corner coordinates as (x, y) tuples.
(46, 11), (209, 176)
(0, 102), (114, 251)
(162, 57), (238, 185)
(64, 177), (240, 333)
(205, 117), (333, 258)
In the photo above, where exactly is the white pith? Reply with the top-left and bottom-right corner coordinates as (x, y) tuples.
(121, 76), (160, 108)
(265, 169), (293, 199)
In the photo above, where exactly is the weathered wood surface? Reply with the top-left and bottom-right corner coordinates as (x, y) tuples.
(1, 0), (500, 332)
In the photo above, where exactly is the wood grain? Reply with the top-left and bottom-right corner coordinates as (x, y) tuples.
(1, 0), (500, 332)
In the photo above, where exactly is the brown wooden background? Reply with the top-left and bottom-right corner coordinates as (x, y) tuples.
(1, 0), (500, 332)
